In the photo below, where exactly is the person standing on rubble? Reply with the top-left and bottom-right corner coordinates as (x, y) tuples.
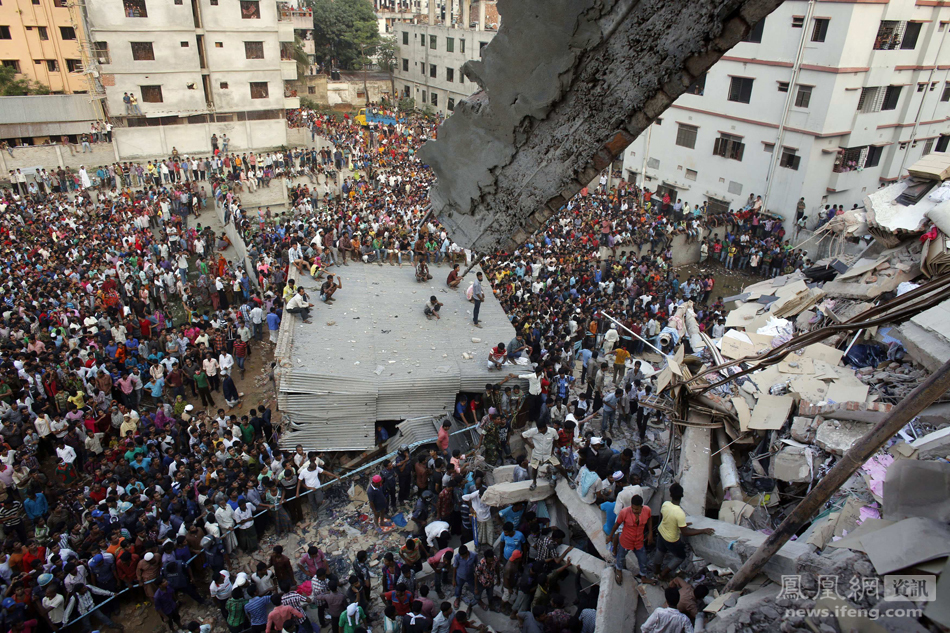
(522, 419), (575, 492)
(653, 483), (714, 580)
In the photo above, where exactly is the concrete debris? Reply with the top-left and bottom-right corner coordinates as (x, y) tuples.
(595, 567), (639, 633)
(814, 419), (875, 455)
(480, 479), (555, 506)
(554, 478), (611, 560)
(910, 426), (950, 459)
(771, 445), (813, 483)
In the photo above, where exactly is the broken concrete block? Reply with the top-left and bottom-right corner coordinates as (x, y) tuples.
(815, 419), (874, 454)
(595, 567), (639, 633)
(637, 582), (668, 617)
(481, 480), (554, 506)
(678, 426), (712, 517)
(790, 415), (821, 443)
(685, 516), (813, 583)
(771, 445), (812, 483)
(555, 478), (610, 560)
(910, 427), (950, 459)
(557, 544), (606, 584)
(488, 464), (518, 485)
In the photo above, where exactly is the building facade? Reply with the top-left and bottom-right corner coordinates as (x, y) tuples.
(0, 0), (92, 94)
(621, 0), (950, 229)
(392, 20), (495, 115)
(85, 0), (295, 158)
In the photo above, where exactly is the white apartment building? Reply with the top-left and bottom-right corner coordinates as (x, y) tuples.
(85, 0), (296, 158)
(622, 0), (950, 229)
(393, 20), (495, 115)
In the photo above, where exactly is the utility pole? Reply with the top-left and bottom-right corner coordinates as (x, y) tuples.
(359, 42), (370, 106)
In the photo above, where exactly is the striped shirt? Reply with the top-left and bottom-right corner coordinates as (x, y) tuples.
(281, 592), (308, 622)
(0, 501), (23, 526)
(244, 595), (271, 626)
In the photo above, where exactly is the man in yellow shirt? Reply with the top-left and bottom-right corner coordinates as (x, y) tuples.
(611, 347), (630, 384)
(653, 483), (714, 580)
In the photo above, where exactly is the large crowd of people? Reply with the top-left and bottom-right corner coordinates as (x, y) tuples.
(0, 100), (822, 633)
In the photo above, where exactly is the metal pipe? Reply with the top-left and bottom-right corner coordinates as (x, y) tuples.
(724, 357), (950, 592)
(600, 310), (670, 358)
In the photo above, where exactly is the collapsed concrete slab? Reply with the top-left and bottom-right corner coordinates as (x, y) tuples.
(420, 0), (785, 252)
(481, 480), (554, 506)
(678, 426), (712, 516)
(595, 567), (640, 633)
(555, 478), (611, 560)
(488, 464), (519, 485)
(685, 517), (813, 583)
(771, 445), (813, 483)
(637, 582), (668, 617)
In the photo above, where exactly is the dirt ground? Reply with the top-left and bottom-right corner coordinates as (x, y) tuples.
(676, 260), (769, 305)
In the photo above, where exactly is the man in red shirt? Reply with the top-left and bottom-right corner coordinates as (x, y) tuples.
(608, 494), (653, 585)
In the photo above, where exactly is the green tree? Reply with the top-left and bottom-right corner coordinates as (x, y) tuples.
(0, 65), (50, 96)
(376, 34), (398, 106)
(307, 0), (379, 71)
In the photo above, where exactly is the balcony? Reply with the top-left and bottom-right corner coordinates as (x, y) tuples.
(278, 4), (313, 30)
(827, 167), (865, 193)
(284, 93), (300, 109)
(281, 59), (298, 81)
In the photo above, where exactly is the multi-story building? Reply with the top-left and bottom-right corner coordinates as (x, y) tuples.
(621, 0), (950, 229)
(85, 0), (295, 157)
(0, 0), (92, 94)
(392, 7), (496, 115)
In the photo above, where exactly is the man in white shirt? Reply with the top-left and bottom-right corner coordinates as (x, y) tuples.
(522, 419), (574, 492)
(296, 458), (339, 515)
(640, 587), (694, 633)
(55, 441), (77, 465)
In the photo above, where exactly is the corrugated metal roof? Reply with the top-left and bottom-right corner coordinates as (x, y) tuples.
(278, 263), (524, 452)
(0, 95), (100, 125)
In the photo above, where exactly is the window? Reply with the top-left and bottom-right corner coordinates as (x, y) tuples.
(240, 1), (260, 19)
(446, 37), (454, 53)
(244, 41), (264, 59)
(742, 18), (765, 43)
(924, 139), (934, 155)
(874, 20), (903, 50)
(422, 90), (426, 103)
(448, 97), (455, 111)
(402, 58), (408, 72)
(763, 143), (774, 153)
(918, 82), (927, 93)
(123, 0), (147, 18)
(901, 22), (922, 50)
(210, 0), (218, 4)
(942, 83), (950, 102)
(687, 72), (705, 96)
(460, 39), (465, 54)
(834, 146), (868, 172)
(780, 147), (801, 170)
(728, 181), (743, 195)
(430, 63), (436, 78)
(308, 86), (315, 94)
(675, 123), (697, 149)
(446, 67), (454, 82)
(479, 41), (488, 55)
(685, 169), (697, 181)
(54, 0), (68, 6)
(402, 31), (408, 45)
(857, 86), (883, 113)
(937, 135), (950, 153)
(713, 133), (745, 161)
(420, 62), (424, 75)
(38, 26), (48, 40)
(59, 26), (76, 40)
(1, 60), (20, 72)
(175, 0), (182, 4)
(65, 58), (82, 72)
(219, 81), (228, 89)
(131, 42), (155, 61)
(812, 18), (829, 42)
(46, 59), (59, 71)
(140, 84), (163, 102)
(459, 69), (464, 84)
(882, 85), (901, 111)
(431, 92), (437, 106)
(728, 77), (753, 103)
(795, 85), (812, 108)
(250, 81), (268, 99)
(94, 42), (110, 64)
(792, 16), (804, 28)
(707, 197), (730, 215)
(647, 157), (660, 169)
(215, 42), (223, 48)
(0, 26), (10, 40)
(866, 145), (883, 167)
(778, 81), (789, 93)
(429, 35), (437, 49)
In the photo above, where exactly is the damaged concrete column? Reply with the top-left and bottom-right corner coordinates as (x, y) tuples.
(678, 423), (712, 516)
(461, 0), (471, 29)
(555, 479), (611, 559)
(428, 0), (435, 24)
(595, 567), (640, 633)
(716, 429), (743, 501)
(477, 0), (485, 30)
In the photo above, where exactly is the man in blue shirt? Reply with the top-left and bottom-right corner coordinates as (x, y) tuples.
(266, 307), (281, 343)
(452, 544), (476, 609)
(495, 522), (525, 561)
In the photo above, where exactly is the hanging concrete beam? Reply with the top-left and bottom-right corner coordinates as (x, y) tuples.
(678, 423), (712, 516)
(421, 0), (785, 252)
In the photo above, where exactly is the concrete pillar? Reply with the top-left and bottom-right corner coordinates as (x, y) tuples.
(477, 0), (486, 30)
(428, 0), (435, 24)
(595, 568), (639, 633)
(54, 145), (66, 169)
(555, 479), (610, 560)
(678, 423), (712, 517)
(461, 0), (470, 28)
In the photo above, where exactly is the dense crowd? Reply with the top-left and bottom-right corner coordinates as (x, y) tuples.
(0, 101), (816, 633)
